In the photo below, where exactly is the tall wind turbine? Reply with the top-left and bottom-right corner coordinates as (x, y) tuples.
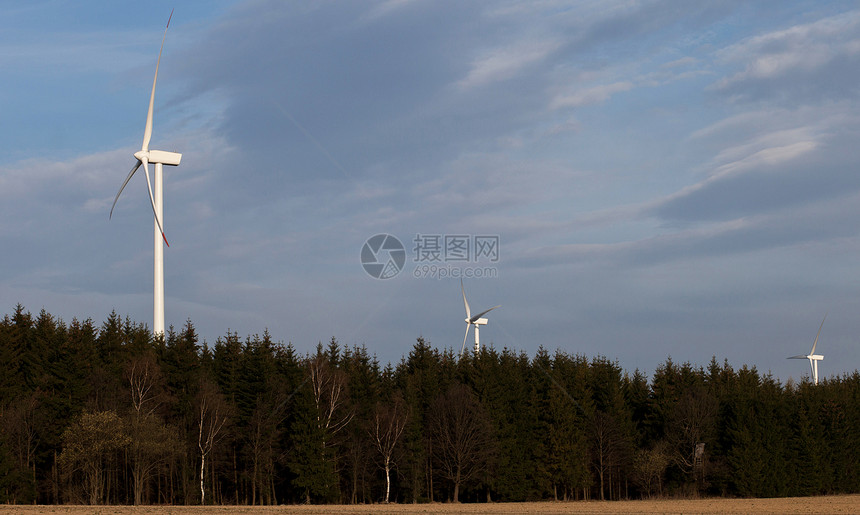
(460, 279), (500, 356)
(788, 314), (826, 385)
(110, 11), (181, 337)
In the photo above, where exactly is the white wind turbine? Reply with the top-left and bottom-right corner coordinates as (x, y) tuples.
(788, 314), (826, 385)
(460, 279), (500, 356)
(110, 11), (182, 337)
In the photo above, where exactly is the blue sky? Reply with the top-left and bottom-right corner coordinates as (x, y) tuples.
(3, 0), (860, 382)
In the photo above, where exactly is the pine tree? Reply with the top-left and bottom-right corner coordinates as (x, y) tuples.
(288, 379), (337, 503)
(396, 337), (443, 502)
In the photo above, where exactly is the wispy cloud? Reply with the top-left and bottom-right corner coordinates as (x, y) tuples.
(456, 38), (560, 90)
(359, 0), (417, 22)
(549, 81), (633, 109)
(714, 10), (860, 90)
(519, 187), (860, 271)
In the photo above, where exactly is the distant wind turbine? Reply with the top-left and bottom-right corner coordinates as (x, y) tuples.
(460, 279), (499, 356)
(788, 314), (826, 385)
(110, 10), (182, 337)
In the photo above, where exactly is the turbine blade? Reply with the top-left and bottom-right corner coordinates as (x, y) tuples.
(142, 10), (172, 152)
(810, 313), (826, 355)
(110, 160), (143, 219)
(470, 305), (500, 323)
(141, 158), (169, 247)
(461, 279), (470, 320)
(461, 323), (471, 357)
(787, 355), (807, 359)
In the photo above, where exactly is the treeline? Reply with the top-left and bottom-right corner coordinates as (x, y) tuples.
(1, 305), (859, 505)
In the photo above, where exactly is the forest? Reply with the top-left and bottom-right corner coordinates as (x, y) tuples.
(1, 304), (859, 505)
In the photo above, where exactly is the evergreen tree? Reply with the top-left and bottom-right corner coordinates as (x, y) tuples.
(288, 378), (338, 503)
(2, 305), (860, 504)
(396, 337), (443, 502)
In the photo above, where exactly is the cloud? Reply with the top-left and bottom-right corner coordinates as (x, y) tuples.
(549, 81), (633, 109)
(713, 10), (860, 101)
(519, 188), (860, 271)
(656, 136), (819, 212)
(456, 38), (561, 90)
(709, 140), (817, 177)
(0, 149), (127, 221)
(408, 152), (584, 224)
(662, 56), (699, 69)
(651, 97), (860, 223)
(359, 0), (417, 22)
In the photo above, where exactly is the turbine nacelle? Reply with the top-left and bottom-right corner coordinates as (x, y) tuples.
(134, 149), (182, 166)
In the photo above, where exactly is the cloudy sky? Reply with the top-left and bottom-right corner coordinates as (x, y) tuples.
(3, 0), (860, 382)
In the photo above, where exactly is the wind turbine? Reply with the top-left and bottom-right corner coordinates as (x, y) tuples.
(460, 279), (499, 356)
(788, 314), (826, 385)
(110, 11), (182, 337)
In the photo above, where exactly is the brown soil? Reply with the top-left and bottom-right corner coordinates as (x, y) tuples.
(1, 495), (858, 514)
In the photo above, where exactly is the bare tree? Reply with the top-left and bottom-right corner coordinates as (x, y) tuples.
(125, 353), (163, 418)
(370, 395), (409, 503)
(308, 355), (354, 446)
(429, 383), (492, 503)
(666, 387), (716, 489)
(592, 411), (623, 501)
(246, 391), (288, 505)
(301, 355), (353, 502)
(196, 379), (230, 505)
(2, 392), (40, 501)
(124, 354), (176, 505)
(632, 441), (670, 498)
(58, 410), (130, 505)
(126, 413), (179, 505)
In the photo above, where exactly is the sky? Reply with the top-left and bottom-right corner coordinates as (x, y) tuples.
(2, 0), (860, 383)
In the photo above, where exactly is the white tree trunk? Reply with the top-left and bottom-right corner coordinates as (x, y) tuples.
(200, 453), (206, 505)
(384, 459), (391, 503)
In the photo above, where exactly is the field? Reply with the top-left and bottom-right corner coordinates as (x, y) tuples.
(1, 495), (858, 515)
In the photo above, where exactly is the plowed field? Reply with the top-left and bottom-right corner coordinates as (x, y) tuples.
(2, 495), (859, 514)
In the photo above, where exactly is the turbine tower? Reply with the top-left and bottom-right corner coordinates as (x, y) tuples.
(788, 314), (826, 385)
(460, 279), (499, 356)
(110, 11), (181, 337)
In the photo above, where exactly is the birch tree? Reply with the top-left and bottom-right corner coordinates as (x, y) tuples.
(196, 379), (230, 505)
(125, 354), (176, 504)
(126, 354), (162, 418)
(308, 355), (354, 447)
(371, 395), (409, 503)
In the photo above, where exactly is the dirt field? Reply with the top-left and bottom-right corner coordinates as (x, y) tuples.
(1, 495), (858, 515)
